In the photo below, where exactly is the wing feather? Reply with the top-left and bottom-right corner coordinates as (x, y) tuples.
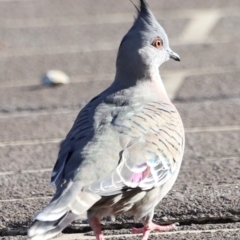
(51, 92), (104, 186)
(85, 101), (184, 196)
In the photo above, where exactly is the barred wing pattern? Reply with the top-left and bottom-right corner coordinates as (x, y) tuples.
(86, 101), (184, 196)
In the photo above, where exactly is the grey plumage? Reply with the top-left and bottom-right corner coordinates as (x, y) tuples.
(28, 1), (184, 240)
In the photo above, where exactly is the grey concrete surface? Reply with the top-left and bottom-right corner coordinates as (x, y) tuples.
(0, 143), (59, 172)
(0, 19), (187, 49)
(1, 130), (240, 201)
(1, 0), (240, 239)
(212, 16), (240, 36)
(0, 81), (111, 112)
(1, 43), (240, 83)
(0, 100), (240, 143)
(175, 72), (240, 101)
(1, 130), (239, 172)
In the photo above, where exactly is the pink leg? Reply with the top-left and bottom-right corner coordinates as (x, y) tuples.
(89, 216), (105, 240)
(132, 222), (178, 240)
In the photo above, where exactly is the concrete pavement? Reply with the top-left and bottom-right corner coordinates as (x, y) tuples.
(0, 0), (240, 239)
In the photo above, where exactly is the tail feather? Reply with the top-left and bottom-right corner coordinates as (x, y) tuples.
(28, 181), (101, 239)
(28, 211), (77, 240)
(36, 181), (81, 221)
(36, 189), (101, 222)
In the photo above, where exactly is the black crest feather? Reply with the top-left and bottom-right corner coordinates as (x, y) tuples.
(130, 0), (140, 13)
(130, 0), (151, 16)
(139, 0), (150, 14)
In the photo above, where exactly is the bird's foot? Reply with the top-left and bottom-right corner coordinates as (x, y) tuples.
(132, 222), (178, 240)
(89, 216), (105, 240)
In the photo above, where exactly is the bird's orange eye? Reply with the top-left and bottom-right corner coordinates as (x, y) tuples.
(152, 38), (163, 49)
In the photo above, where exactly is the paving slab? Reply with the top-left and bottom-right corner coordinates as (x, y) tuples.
(0, 41), (239, 84)
(1, 185), (240, 235)
(0, 111), (77, 142)
(175, 98), (240, 128)
(0, 41), (240, 85)
(66, 225), (240, 240)
(0, 0), (240, 18)
(0, 19), (187, 49)
(1, 130), (240, 190)
(0, 198), (50, 234)
(212, 32), (240, 42)
(212, 15), (240, 36)
(0, 23), (132, 50)
(9, 21), (133, 42)
(1, 127), (240, 236)
(3, 228), (240, 240)
(59, 229), (240, 240)
(0, 171), (54, 200)
(164, 41), (240, 72)
(178, 156), (240, 188)
(2, 153), (240, 200)
(0, 0), (135, 19)
(175, 71), (240, 101)
(1, 130), (240, 172)
(1, 70), (240, 111)
(184, 130), (240, 159)
(0, 143), (59, 172)
(0, 81), (111, 112)
(1, 0), (240, 239)
(2, 147), (240, 201)
(0, 50), (117, 83)
(1, 0), (240, 20)
(0, 99), (240, 142)
(156, 184), (240, 223)
(0, 70), (182, 109)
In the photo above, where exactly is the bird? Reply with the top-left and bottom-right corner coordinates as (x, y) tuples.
(28, 1), (184, 240)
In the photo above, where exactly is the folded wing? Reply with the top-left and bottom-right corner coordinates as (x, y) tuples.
(85, 101), (184, 196)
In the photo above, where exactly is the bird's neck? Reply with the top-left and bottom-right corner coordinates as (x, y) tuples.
(113, 65), (169, 101)
(149, 66), (169, 98)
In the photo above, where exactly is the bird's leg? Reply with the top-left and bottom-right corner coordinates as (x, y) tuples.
(88, 216), (104, 240)
(132, 210), (177, 240)
(132, 222), (177, 240)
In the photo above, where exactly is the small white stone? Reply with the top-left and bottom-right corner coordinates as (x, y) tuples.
(42, 70), (70, 86)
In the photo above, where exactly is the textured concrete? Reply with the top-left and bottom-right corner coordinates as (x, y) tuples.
(0, 19), (187, 49)
(1, 43), (240, 83)
(1, 130), (240, 172)
(175, 72), (240, 101)
(0, 99), (240, 143)
(0, 112), (77, 142)
(0, 81), (111, 112)
(1, 0), (240, 239)
(0, 143), (59, 172)
(212, 16), (240, 36)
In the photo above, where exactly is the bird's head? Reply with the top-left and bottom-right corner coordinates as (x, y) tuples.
(116, 0), (180, 82)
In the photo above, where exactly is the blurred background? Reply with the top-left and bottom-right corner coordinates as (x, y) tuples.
(1, 0), (240, 239)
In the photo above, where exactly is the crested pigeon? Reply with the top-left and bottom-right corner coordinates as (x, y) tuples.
(28, 1), (184, 240)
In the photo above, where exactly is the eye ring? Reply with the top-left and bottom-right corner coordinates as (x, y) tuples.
(152, 38), (163, 49)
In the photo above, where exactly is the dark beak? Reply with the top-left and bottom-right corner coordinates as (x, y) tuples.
(168, 50), (181, 61)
